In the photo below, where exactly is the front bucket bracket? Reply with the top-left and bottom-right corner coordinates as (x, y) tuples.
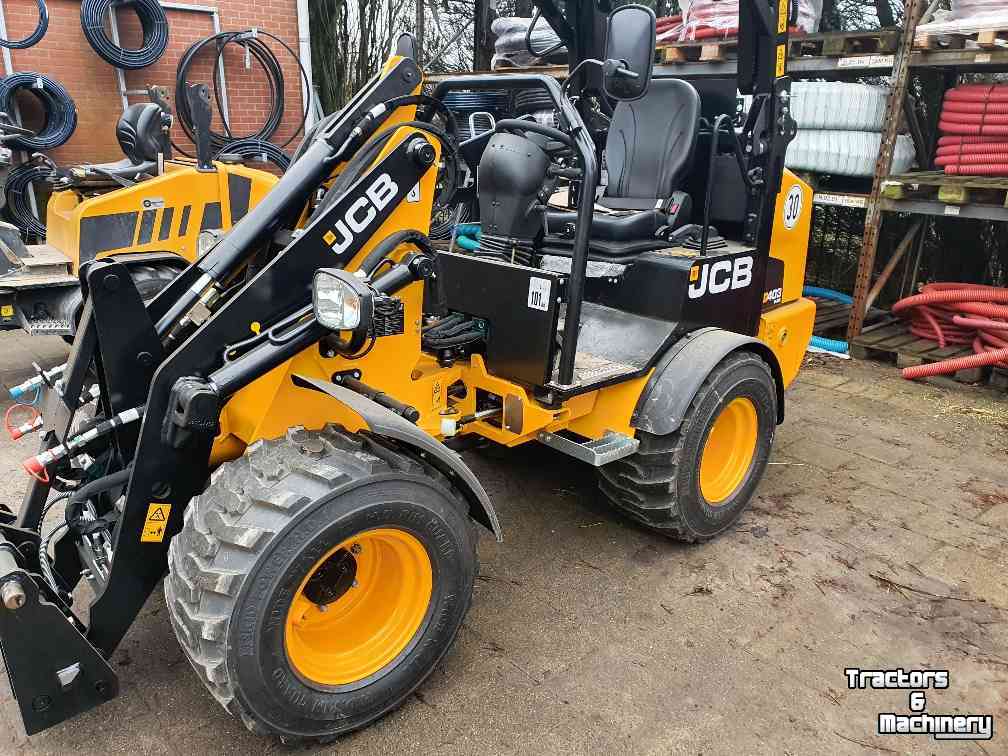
(0, 572), (118, 735)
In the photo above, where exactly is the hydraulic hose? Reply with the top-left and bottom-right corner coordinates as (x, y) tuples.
(175, 29), (310, 154)
(893, 283), (1008, 379)
(0, 72), (76, 150)
(4, 162), (48, 238)
(80, 0), (168, 69)
(214, 139), (291, 172)
(0, 0), (47, 49)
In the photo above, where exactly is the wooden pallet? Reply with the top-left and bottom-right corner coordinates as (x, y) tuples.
(658, 29), (899, 65)
(882, 171), (1008, 207)
(812, 297), (852, 337)
(851, 321), (987, 384)
(915, 28), (1008, 52)
(810, 297), (887, 338)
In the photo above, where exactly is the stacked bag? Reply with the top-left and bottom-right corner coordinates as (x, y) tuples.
(665, 0), (823, 41)
(916, 0), (1008, 39)
(935, 84), (1008, 177)
(784, 82), (915, 177)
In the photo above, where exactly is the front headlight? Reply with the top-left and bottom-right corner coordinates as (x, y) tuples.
(313, 268), (373, 332)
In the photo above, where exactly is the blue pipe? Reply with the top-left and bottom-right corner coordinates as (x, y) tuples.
(809, 335), (849, 354)
(803, 285), (853, 306)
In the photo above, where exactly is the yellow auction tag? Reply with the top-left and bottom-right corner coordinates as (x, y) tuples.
(778, 0), (788, 34)
(776, 44), (787, 77)
(141, 503), (171, 543)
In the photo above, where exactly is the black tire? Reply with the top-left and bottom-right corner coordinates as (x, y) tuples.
(598, 351), (777, 542)
(165, 424), (478, 743)
(62, 263), (180, 343)
(129, 263), (179, 300)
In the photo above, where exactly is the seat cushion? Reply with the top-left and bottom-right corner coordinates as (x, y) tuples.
(546, 208), (665, 242)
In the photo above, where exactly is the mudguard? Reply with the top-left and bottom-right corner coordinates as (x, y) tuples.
(293, 374), (503, 541)
(631, 327), (785, 436)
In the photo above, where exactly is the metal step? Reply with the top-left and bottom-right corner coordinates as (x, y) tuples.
(537, 430), (639, 466)
(24, 317), (72, 336)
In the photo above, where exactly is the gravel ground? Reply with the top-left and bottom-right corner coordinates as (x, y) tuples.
(0, 332), (1006, 755)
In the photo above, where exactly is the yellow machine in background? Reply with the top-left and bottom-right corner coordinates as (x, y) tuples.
(0, 94), (276, 336)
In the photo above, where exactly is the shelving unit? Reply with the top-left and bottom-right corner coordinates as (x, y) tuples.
(846, 1), (1008, 342)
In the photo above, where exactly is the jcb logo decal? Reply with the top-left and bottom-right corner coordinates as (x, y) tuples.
(322, 173), (399, 255)
(688, 255), (754, 300)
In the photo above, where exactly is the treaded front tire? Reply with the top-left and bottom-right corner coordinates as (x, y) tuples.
(165, 424), (478, 743)
(598, 350), (777, 542)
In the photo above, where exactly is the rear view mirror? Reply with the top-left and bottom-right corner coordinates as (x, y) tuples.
(603, 5), (655, 101)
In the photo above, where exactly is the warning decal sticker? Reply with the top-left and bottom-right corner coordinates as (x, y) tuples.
(141, 503), (172, 543)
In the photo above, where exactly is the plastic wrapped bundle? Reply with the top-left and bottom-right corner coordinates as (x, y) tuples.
(679, 0), (822, 39)
(951, 0), (1006, 20)
(790, 82), (890, 131)
(786, 130), (915, 177)
(491, 16), (566, 69)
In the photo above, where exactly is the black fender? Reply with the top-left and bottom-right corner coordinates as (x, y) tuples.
(293, 374), (503, 541)
(631, 328), (786, 436)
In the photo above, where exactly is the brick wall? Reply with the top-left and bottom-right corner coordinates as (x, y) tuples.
(2, 0), (305, 166)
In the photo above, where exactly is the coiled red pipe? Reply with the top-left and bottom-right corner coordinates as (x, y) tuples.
(893, 284), (1008, 379)
(936, 86), (1008, 173)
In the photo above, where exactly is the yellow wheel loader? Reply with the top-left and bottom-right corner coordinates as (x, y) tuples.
(0, 0), (814, 743)
(0, 86), (277, 337)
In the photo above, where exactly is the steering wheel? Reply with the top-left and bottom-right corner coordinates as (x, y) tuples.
(495, 118), (574, 158)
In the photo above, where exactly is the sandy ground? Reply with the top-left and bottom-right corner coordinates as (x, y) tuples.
(0, 331), (1006, 755)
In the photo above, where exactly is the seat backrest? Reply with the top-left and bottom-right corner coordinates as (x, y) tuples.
(604, 78), (700, 206)
(116, 102), (165, 165)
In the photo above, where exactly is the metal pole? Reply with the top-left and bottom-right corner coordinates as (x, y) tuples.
(0, 0), (40, 225)
(107, 8), (131, 111)
(846, 0), (925, 341)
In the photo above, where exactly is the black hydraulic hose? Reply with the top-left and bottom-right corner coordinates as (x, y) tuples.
(175, 29), (310, 155)
(214, 139), (291, 172)
(0, 0), (47, 49)
(357, 229), (436, 276)
(4, 162), (48, 238)
(80, 0), (168, 69)
(0, 72), (76, 150)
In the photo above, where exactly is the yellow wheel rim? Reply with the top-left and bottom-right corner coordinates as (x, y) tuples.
(285, 528), (433, 687)
(699, 397), (759, 505)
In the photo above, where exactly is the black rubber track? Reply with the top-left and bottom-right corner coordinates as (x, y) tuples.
(165, 424), (477, 743)
(598, 351), (776, 542)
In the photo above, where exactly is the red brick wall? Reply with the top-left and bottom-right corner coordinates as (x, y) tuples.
(2, 0), (304, 165)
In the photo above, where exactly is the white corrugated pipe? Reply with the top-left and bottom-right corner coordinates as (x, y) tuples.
(296, 0), (316, 128)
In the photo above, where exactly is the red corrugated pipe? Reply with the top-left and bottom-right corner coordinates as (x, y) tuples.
(938, 135), (1007, 146)
(893, 284), (1008, 379)
(944, 164), (1008, 176)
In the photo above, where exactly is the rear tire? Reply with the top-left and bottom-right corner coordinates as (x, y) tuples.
(165, 424), (478, 743)
(598, 351), (777, 542)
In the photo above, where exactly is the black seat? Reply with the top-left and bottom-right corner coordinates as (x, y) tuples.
(69, 103), (166, 186)
(547, 78), (700, 244)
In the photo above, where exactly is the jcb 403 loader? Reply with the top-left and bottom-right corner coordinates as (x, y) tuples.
(0, 0), (814, 742)
(0, 86), (277, 339)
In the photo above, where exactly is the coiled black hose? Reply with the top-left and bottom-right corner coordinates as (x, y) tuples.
(175, 29), (310, 155)
(0, 73), (77, 150)
(0, 0), (48, 49)
(4, 162), (48, 239)
(214, 139), (291, 172)
(80, 0), (168, 69)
